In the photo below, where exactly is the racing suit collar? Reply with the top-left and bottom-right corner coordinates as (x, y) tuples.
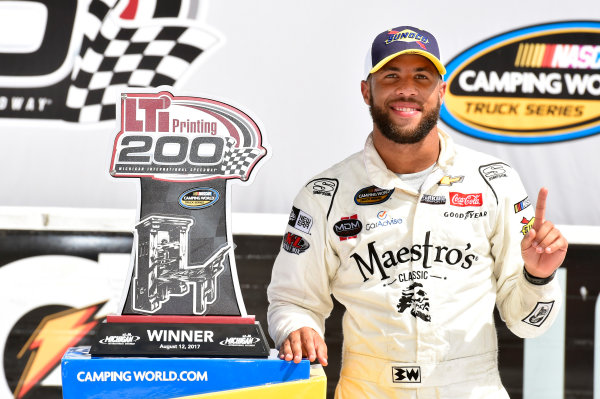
(363, 128), (456, 191)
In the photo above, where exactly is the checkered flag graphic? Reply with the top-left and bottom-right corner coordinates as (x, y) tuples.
(220, 137), (265, 178)
(65, 0), (218, 123)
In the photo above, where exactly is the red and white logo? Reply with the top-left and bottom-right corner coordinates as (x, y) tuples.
(449, 192), (483, 207)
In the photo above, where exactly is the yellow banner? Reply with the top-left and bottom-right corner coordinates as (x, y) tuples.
(444, 93), (600, 134)
(174, 365), (327, 399)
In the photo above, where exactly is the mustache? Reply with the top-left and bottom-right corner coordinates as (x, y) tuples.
(386, 97), (423, 106)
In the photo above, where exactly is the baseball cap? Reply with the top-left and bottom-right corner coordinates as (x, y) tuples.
(365, 26), (446, 78)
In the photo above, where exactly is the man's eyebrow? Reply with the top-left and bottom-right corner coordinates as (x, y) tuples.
(380, 65), (401, 72)
(415, 66), (436, 73)
(380, 65), (435, 73)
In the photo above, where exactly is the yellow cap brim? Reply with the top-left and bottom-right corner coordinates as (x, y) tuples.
(370, 49), (446, 76)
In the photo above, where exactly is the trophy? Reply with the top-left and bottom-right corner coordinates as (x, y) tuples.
(89, 90), (270, 357)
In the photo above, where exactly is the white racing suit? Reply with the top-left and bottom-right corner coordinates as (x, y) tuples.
(267, 130), (561, 399)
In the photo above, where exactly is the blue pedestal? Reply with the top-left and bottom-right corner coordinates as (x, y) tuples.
(61, 346), (310, 399)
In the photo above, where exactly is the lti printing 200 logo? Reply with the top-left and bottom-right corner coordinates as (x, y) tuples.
(110, 91), (267, 182)
(441, 21), (600, 143)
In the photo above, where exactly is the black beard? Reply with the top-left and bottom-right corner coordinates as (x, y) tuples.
(369, 96), (440, 144)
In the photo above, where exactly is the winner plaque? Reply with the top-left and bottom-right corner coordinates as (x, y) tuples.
(90, 90), (270, 357)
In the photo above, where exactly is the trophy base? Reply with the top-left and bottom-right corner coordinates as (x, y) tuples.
(62, 346), (318, 399)
(89, 316), (270, 357)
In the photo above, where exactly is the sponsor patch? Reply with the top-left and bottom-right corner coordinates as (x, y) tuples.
(420, 194), (446, 205)
(349, 231), (478, 282)
(99, 333), (140, 345)
(354, 186), (394, 205)
(306, 178), (339, 219)
(523, 301), (554, 327)
(392, 366), (421, 383)
(310, 179), (337, 197)
(385, 29), (429, 46)
(365, 211), (403, 231)
(440, 21), (600, 143)
(438, 175), (464, 186)
(179, 188), (219, 209)
(288, 206), (313, 234)
(520, 216), (535, 235)
(443, 210), (488, 220)
(449, 192), (483, 207)
(333, 215), (362, 240)
(219, 335), (260, 347)
(282, 232), (310, 255)
(514, 197), (531, 213)
(481, 164), (507, 180)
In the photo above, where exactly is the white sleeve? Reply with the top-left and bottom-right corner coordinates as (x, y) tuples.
(487, 163), (562, 338)
(267, 183), (340, 348)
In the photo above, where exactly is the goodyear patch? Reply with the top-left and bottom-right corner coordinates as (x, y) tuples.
(354, 186), (394, 205)
(440, 21), (600, 143)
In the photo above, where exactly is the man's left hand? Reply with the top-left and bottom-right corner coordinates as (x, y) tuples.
(521, 187), (568, 278)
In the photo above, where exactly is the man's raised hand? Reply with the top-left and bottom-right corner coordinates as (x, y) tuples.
(521, 187), (568, 278)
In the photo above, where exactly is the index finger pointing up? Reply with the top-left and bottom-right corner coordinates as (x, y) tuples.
(533, 187), (548, 230)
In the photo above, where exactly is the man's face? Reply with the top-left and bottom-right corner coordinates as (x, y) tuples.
(361, 54), (446, 144)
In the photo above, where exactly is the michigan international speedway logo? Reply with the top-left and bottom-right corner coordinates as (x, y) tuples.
(440, 21), (600, 143)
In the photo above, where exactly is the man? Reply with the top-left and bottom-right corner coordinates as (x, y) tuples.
(267, 25), (567, 398)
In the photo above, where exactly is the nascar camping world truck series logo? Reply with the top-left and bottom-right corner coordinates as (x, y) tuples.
(440, 21), (600, 143)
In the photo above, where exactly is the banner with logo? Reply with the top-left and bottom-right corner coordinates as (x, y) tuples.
(0, 1), (598, 226)
(441, 21), (600, 144)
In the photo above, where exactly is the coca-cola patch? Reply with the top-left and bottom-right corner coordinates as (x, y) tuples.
(449, 192), (483, 207)
(282, 232), (310, 255)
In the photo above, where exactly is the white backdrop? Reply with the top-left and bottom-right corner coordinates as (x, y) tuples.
(0, 0), (598, 226)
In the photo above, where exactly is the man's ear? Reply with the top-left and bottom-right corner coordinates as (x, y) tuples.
(360, 79), (371, 106)
(438, 80), (447, 105)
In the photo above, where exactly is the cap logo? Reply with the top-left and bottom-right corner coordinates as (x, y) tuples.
(385, 29), (429, 47)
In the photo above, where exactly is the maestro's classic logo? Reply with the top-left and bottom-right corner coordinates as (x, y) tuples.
(441, 21), (600, 143)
